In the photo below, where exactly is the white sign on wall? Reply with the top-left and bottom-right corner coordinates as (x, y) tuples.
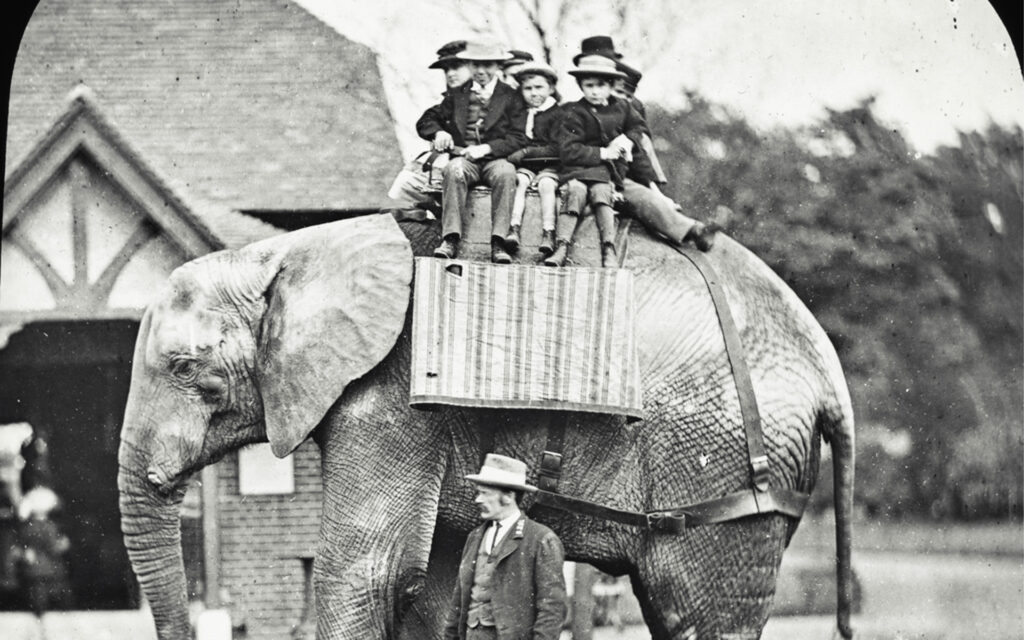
(238, 443), (295, 495)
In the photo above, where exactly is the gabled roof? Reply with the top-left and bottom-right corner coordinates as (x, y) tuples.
(4, 85), (280, 252)
(7, 0), (401, 212)
(2, 85), (282, 321)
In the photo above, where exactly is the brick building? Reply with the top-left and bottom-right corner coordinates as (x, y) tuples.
(2, 1), (401, 636)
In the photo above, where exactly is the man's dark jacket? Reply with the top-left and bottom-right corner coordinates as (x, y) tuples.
(444, 515), (567, 640)
(416, 80), (529, 159)
(557, 96), (658, 187)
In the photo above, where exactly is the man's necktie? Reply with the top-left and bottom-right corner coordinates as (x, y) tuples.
(490, 522), (501, 554)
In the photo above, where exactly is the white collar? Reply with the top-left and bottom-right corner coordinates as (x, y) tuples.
(491, 509), (521, 533)
(530, 96), (557, 112)
(472, 75), (499, 96)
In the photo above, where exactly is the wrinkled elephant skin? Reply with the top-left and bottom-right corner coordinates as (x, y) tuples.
(118, 214), (854, 640)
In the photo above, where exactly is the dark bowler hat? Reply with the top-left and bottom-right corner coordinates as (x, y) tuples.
(572, 35), (623, 64)
(429, 40), (469, 69)
(616, 60), (643, 92)
(568, 55), (627, 80)
(503, 49), (535, 68)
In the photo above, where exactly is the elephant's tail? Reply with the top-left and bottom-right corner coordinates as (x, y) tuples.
(823, 394), (855, 639)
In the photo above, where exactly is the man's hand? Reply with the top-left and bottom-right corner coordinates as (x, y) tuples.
(600, 146), (621, 161)
(462, 144), (492, 160)
(507, 149), (526, 164)
(433, 131), (454, 152)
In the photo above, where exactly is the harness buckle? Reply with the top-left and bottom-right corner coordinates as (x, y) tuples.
(538, 451), (563, 492)
(750, 455), (770, 492)
(646, 510), (686, 532)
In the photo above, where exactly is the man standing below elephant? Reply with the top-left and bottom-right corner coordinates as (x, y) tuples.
(445, 454), (566, 640)
(417, 41), (529, 263)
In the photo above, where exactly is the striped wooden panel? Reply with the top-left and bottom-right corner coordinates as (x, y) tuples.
(410, 258), (642, 418)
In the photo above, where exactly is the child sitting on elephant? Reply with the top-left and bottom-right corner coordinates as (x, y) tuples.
(552, 55), (643, 268)
(504, 61), (563, 258)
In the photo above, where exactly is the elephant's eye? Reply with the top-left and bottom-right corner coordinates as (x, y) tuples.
(168, 357), (198, 382)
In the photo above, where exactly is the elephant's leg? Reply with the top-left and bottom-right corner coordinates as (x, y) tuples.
(314, 411), (447, 639)
(633, 516), (789, 640)
(398, 525), (466, 639)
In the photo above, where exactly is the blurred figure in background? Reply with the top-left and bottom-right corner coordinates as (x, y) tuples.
(17, 486), (72, 615)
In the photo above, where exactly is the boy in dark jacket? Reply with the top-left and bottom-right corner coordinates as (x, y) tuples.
(416, 41), (528, 264)
(504, 61), (562, 256)
(387, 40), (472, 217)
(552, 55), (642, 267)
(566, 36), (720, 253)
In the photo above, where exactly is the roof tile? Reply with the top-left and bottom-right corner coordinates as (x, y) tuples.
(8, 0), (402, 212)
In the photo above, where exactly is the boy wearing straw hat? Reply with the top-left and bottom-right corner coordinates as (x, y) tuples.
(566, 36), (720, 253)
(444, 454), (566, 640)
(554, 54), (644, 267)
(417, 41), (529, 264)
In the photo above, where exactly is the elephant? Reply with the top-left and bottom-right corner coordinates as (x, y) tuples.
(118, 213), (854, 640)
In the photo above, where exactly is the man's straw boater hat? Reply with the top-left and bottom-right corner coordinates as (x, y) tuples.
(429, 40), (468, 69)
(456, 41), (514, 63)
(466, 454), (538, 492)
(568, 55), (627, 80)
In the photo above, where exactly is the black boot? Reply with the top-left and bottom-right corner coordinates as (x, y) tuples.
(544, 239), (570, 267)
(683, 222), (721, 252)
(601, 242), (618, 267)
(505, 225), (521, 251)
(491, 237), (512, 264)
(433, 234), (459, 259)
(539, 230), (556, 256)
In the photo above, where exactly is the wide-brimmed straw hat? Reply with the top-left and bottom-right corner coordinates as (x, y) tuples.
(456, 41), (514, 63)
(572, 35), (623, 65)
(568, 55), (627, 80)
(429, 40), (469, 69)
(512, 61), (558, 85)
(466, 454), (538, 492)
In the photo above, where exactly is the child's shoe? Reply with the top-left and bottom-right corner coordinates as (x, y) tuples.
(434, 236), (459, 259)
(491, 238), (513, 264)
(505, 225), (521, 251)
(683, 222), (721, 252)
(544, 240), (570, 267)
(539, 230), (556, 256)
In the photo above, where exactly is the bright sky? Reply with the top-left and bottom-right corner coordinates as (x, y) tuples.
(295, 0), (1023, 158)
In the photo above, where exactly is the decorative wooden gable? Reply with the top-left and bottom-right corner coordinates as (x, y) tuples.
(2, 86), (222, 322)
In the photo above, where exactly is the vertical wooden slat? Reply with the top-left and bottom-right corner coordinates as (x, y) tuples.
(69, 158), (89, 297)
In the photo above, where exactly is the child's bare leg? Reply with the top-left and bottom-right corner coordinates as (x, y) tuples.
(510, 174), (530, 229)
(538, 177), (557, 231)
(506, 174), (530, 250)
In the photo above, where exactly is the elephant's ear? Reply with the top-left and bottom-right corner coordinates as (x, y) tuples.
(254, 215), (413, 457)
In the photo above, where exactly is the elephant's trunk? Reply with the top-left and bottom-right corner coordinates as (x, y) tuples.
(118, 439), (190, 640)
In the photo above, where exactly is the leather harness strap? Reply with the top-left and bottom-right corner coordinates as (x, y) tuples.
(527, 241), (809, 532)
(537, 412), (567, 492)
(676, 246), (771, 491)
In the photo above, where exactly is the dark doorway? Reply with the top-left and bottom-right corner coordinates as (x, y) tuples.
(0, 320), (139, 610)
